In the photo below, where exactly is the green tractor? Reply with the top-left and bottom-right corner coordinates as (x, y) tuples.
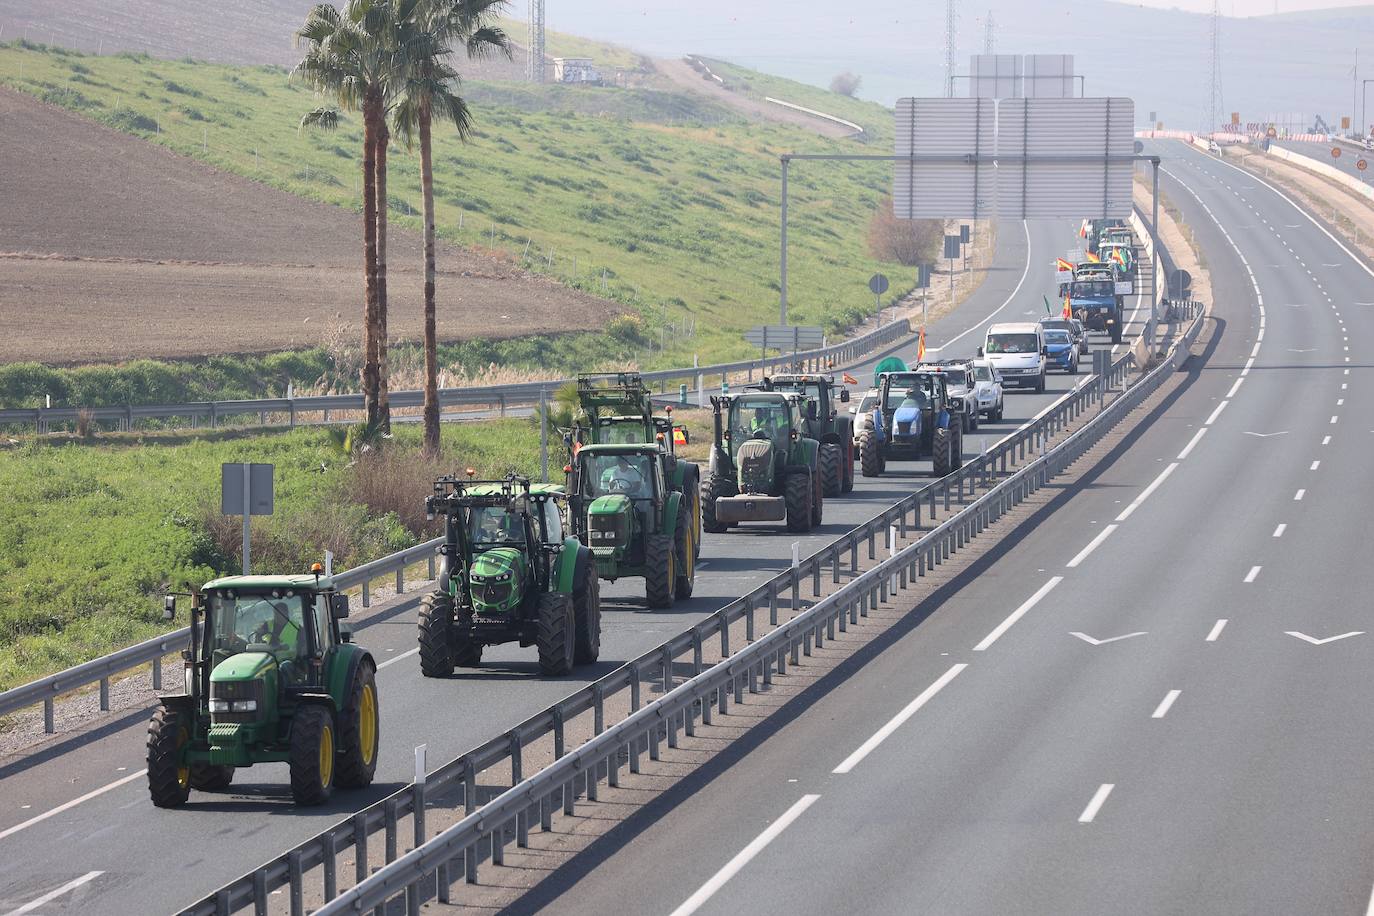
(700, 390), (824, 534)
(757, 373), (854, 496)
(417, 474), (600, 678)
(147, 567), (379, 808)
(567, 442), (697, 608)
(570, 372), (701, 560)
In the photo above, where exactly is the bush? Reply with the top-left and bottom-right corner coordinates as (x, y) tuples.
(867, 198), (942, 267)
(830, 72), (862, 97)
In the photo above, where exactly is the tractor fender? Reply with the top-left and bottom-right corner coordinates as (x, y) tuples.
(437, 550), (456, 595)
(327, 644), (376, 712)
(708, 445), (731, 476)
(659, 490), (683, 538)
(570, 544), (595, 595)
(781, 464), (813, 478)
(870, 408), (886, 444)
(795, 437), (820, 470)
(157, 694), (196, 714)
(292, 692), (340, 714)
(552, 538), (583, 594)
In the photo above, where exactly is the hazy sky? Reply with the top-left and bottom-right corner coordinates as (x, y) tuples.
(1130, 0), (1368, 15)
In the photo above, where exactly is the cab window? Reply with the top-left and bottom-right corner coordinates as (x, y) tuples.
(312, 594), (332, 655)
(542, 499), (564, 542)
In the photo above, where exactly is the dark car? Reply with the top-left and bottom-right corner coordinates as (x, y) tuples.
(1039, 317), (1087, 356)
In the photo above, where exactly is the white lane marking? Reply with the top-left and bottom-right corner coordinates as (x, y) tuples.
(1251, 343), (1262, 358)
(1066, 525), (1118, 568)
(973, 578), (1063, 652)
(1205, 401), (1229, 426)
(1244, 566), (1262, 583)
(1177, 428), (1207, 460)
(1310, 461), (1321, 471)
(377, 647), (419, 670)
(1243, 431), (1287, 437)
(1287, 631), (1364, 645)
(1241, 357), (1254, 376)
(1152, 690), (1182, 719)
(4, 871), (104, 916)
(669, 794), (821, 916)
(1070, 631), (1146, 646)
(0, 770), (146, 842)
(1273, 523), (1287, 537)
(1323, 435), (1332, 445)
(1338, 399), (1345, 406)
(1078, 784), (1115, 824)
(832, 664), (968, 772)
(1206, 619), (1228, 642)
(1295, 489), (1306, 501)
(935, 221), (1035, 351)
(1226, 378), (1244, 398)
(1116, 463), (1178, 522)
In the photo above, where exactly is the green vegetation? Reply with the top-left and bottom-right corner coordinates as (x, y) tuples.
(697, 57), (894, 144)
(0, 41), (907, 382)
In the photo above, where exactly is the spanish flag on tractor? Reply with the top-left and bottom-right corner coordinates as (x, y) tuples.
(916, 326), (927, 362)
(1085, 251), (1101, 263)
(842, 372), (858, 386)
(1056, 257), (1074, 273)
(1110, 249), (1127, 268)
(1079, 219), (1090, 238)
(1062, 294), (1072, 319)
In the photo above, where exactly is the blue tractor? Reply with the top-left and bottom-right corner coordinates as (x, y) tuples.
(857, 368), (964, 478)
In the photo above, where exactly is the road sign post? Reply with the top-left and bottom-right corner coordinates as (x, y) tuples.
(222, 463), (273, 575)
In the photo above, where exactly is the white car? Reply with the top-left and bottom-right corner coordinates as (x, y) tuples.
(980, 322), (1047, 393)
(919, 361), (980, 431)
(849, 387), (880, 450)
(969, 359), (1004, 421)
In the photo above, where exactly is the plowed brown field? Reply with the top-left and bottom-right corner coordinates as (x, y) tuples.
(0, 88), (617, 364)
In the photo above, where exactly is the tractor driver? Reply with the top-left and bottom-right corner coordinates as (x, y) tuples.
(476, 508), (523, 543)
(749, 406), (783, 439)
(600, 455), (646, 495)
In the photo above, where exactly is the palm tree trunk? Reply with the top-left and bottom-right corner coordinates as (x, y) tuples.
(420, 100), (440, 456)
(374, 120), (392, 432)
(360, 90), (382, 428)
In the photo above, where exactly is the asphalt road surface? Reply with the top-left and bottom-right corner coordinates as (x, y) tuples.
(1274, 139), (1374, 185)
(0, 217), (1151, 914)
(531, 140), (1374, 916)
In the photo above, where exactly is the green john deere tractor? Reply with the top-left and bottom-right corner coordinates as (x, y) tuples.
(147, 567), (379, 807)
(700, 390), (824, 534)
(757, 373), (854, 495)
(417, 474), (600, 677)
(568, 442), (696, 608)
(571, 373), (701, 560)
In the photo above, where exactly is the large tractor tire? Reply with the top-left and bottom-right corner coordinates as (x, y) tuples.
(841, 439), (855, 493)
(335, 663), (379, 789)
(700, 473), (733, 534)
(682, 464), (703, 560)
(573, 566), (601, 665)
(418, 592), (479, 677)
(536, 592), (576, 676)
(819, 443), (843, 498)
(289, 705), (336, 806)
(644, 532), (677, 609)
(950, 420), (965, 471)
(858, 430), (883, 478)
(811, 464), (824, 527)
(674, 504), (696, 600)
(785, 470), (813, 533)
(146, 707), (191, 808)
(932, 425), (954, 478)
(189, 764), (234, 792)
(1110, 321), (1123, 345)
(1035, 371), (1046, 394)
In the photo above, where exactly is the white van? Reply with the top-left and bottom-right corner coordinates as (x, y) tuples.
(980, 322), (1046, 393)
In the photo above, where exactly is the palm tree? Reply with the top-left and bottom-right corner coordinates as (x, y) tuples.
(392, 0), (510, 455)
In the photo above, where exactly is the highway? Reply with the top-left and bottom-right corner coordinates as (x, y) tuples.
(525, 140), (1374, 915)
(1274, 139), (1374, 184)
(0, 218), (1149, 913)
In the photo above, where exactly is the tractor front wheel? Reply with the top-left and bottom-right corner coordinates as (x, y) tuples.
(289, 705), (336, 807)
(859, 430), (882, 478)
(644, 532), (677, 608)
(700, 473), (732, 534)
(811, 464), (824, 527)
(573, 568), (601, 665)
(950, 420), (965, 471)
(932, 425), (953, 477)
(819, 443), (842, 497)
(841, 440), (855, 493)
(418, 592), (455, 677)
(189, 764), (234, 792)
(536, 593), (576, 676)
(683, 465), (703, 560)
(335, 663), (379, 789)
(146, 707), (191, 808)
(785, 470), (813, 532)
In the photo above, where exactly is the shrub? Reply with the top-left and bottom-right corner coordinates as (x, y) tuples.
(830, 72), (862, 97)
(867, 198), (942, 267)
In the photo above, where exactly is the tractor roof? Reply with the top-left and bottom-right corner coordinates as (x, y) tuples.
(464, 482), (567, 498)
(767, 374), (832, 385)
(204, 574), (334, 592)
(578, 443), (662, 456)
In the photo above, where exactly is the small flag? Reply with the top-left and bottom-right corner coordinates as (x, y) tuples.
(1043, 294), (1054, 315)
(842, 372), (858, 386)
(1085, 251), (1101, 263)
(1062, 294), (1072, 319)
(916, 327), (926, 363)
(1079, 219), (1090, 238)
(1056, 257), (1074, 273)
(1110, 249), (1126, 268)
(673, 427), (688, 446)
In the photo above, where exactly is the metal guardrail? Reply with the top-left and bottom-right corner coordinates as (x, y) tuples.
(185, 301), (1206, 916)
(0, 321), (912, 433)
(0, 537), (444, 733)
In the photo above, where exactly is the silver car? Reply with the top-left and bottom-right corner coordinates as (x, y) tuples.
(969, 359), (1005, 422)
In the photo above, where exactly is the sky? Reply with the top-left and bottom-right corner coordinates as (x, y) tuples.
(1130, 0), (1367, 14)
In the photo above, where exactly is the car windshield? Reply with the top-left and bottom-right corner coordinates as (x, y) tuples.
(972, 365), (993, 382)
(1071, 280), (1113, 298)
(940, 368), (967, 386)
(1041, 320), (1072, 333)
(1045, 330), (1072, 345)
(585, 453), (654, 498)
(985, 333), (1040, 355)
(729, 397), (790, 454)
(469, 506), (528, 545)
(207, 591), (308, 661)
(883, 374), (933, 410)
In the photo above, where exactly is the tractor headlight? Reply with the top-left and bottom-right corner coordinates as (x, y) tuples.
(209, 698), (230, 713)
(494, 573), (511, 582)
(232, 699), (257, 712)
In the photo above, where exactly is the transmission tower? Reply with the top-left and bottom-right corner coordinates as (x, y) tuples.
(1207, 0), (1222, 134)
(983, 11), (995, 55)
(945, 0), (958, 97)
(528, 0), (546, 83)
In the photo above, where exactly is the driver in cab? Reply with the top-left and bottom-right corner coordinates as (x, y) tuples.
(600, 455), (645, 496)
(748, 406), (783, 439)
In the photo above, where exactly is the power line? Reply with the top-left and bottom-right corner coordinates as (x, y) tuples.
(983, 10), (994, 55)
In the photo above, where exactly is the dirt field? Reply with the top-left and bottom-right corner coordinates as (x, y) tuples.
(0, 88), (618, 364)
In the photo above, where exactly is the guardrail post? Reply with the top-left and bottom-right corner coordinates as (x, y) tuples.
(252, 868), (268, 914)
(384, 798), (398, 863)
(362, 579), (371, 608)
(464, 757), (479, 882)
(428, 554), (436, 579)
(395, 566), (404, 595)
(511, 733), (528, 846)
(744, 598), (755, 643)
(100, 677), (109, 712)
(692, 630), (704, 676)
(661, 645), (673, 694)
(354, 810), (369, 887)
(288, 850), (304, 916)
(719, 613), (730, 658)
(152, 655), (162, 690)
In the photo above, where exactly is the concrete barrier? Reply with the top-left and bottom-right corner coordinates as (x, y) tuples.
(1267, 144), (1374, 203)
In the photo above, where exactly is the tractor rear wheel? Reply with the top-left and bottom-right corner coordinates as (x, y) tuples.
(289, 705), (336, 806)
(841, 440), (855, 492)
(950, 420), (965, 470)
(573, 567), (601, 665)
(683, 464), (703, 560)
(859, 430), (882, 478)
(146, 707), (191, 808)
(700, 473), (732, 534)
(932, 425), (953, 477)
(189, 764), (234, 792)
(644, 532), (677, 608)
(811, 464), (824, 527)
(785, 471), (813, 532)
(335, 663), (379, 789)
(674, 503), (696, 599)
(819, 443), (842, 497)
(536, 592), (576, 676)
(418, 592), (455, 677)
